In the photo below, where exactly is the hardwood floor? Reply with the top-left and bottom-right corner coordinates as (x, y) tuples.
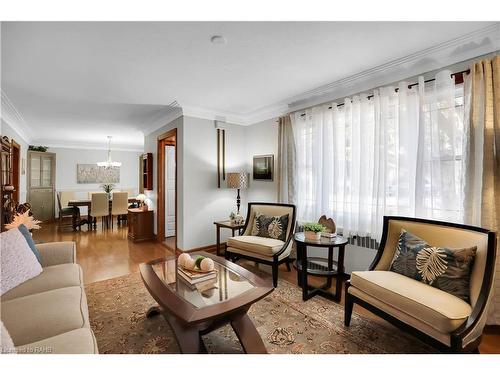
(33, 221), (500, 353)
(34, 221), (172, 284)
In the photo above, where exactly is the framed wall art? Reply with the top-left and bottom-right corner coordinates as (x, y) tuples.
(77, 164), (120, 183)
(253, 154), (274, 181)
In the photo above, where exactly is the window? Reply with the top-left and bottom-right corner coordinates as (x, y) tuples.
(291, 71), (466, 240)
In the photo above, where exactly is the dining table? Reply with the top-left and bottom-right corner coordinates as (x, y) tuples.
(68, 197), (139, 231)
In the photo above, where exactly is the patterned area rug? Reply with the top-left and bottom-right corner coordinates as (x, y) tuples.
(86, 272), (435, 354)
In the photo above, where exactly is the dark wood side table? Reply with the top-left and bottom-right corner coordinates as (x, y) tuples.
(128, 208), (155, 242)
(293, 232), (348, 302)
(213, 220), (245, 256)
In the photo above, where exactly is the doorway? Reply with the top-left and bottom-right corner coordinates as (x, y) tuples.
(157, 128), (177, 251)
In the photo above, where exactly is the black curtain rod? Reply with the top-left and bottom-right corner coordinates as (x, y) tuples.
(294, 69), (471, 116)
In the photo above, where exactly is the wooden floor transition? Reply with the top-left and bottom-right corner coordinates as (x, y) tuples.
(33, 221), (500, 354)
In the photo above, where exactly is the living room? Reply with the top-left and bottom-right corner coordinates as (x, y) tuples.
(1, 0), (500, 373)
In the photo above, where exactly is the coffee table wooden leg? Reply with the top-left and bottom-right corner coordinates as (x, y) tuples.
(166, 315), (206, 354)
(230, 313), (267, 354)
(145, 306), (206, 353)
(146, 305), (162, 318)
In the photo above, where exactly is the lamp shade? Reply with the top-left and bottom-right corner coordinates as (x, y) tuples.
(227, 172), (248, 189)
(136, 193), (147, 202)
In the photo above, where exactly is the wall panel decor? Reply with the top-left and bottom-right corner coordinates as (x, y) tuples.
(77, 164), (120, 183)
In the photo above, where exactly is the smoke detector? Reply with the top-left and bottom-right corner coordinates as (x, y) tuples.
(210, 35), (227, 45)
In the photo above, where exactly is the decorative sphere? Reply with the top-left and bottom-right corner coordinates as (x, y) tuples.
(195, 256), (205, 269)
(200, 258), (215, 272)
(178, 253), (192, 267)
(184, 258), (196, 270)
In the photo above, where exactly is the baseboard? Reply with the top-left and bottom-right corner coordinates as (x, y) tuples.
(484, 325), (500, 334)
(174, 242), (225, 256)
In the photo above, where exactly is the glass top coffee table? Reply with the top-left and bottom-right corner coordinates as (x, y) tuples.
(140, 252), (273, 353)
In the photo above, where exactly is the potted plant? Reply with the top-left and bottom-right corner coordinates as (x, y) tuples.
(303, 222), (326, 241)
(101, 183), (115, 199)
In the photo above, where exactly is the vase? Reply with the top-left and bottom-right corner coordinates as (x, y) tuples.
(304, 231), (321, 241)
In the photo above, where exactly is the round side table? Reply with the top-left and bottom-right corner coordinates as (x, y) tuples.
(293, 232), (348, 302)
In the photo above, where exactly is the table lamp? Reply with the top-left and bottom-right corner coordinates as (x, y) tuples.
(136, 193), (147, 210)
(227, 172), (248, 213)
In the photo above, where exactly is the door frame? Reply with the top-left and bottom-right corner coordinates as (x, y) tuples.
(157, 128), (177, 251)
(10, 140), (20, 202)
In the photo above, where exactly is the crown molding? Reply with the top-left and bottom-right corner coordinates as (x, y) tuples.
(1, 90), (33, 143)
(244, 23), (500, 121)
(182, 105), (248, 126)
(3, 23), (499, 142)
(142, 104), (184, 135)
(32, 139), (144, 152)
(154, 24), (499, 126)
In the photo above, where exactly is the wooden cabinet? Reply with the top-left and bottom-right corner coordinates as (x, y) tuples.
(128, 208), (155, 242)
(142, 153), (153, 190)
(27, 151), (55, 222)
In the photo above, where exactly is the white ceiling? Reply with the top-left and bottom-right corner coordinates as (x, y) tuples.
(1, 21), (498, 150)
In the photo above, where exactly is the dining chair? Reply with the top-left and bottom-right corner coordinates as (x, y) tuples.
(57, 191), (80, 230)
(111, 192), (129, 228)
(89, 192), (110, 230)
(124, 188), (135, 197)
(87, 191), (102, 199)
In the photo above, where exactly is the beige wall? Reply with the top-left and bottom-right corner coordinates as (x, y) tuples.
(143, 114), (279, 251)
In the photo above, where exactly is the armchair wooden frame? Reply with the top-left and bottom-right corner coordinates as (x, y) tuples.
(344, 215), (497, 353)
(225, 202), (296, 287)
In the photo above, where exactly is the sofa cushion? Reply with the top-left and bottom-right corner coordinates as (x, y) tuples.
(1, 320), (16, 354)
(15, 328), (98, 354)
(350, 270), (471, 333)
(389, 229), (477, 302)
(227, 235), (285, 257)
(1, 286), (90, 346)
(1, 264), (83, 302)
(0, 228), (43, 295)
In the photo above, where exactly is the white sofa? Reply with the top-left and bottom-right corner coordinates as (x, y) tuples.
(1, 241), (98, 354)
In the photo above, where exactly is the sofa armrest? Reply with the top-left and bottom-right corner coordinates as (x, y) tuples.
(37, 242), (76, 267)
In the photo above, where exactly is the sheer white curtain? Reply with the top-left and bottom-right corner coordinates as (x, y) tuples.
(291, 70), (465, 240)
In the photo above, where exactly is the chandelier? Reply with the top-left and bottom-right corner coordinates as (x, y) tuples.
(97, 136), (122, 168)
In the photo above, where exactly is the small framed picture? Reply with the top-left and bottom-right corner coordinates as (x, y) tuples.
(253, 154), (274, 181)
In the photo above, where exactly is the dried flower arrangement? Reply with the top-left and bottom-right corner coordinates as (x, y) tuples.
(5, 210), (42, 231)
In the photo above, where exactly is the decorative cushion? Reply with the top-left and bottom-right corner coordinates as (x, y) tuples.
(1, 286), (90, 346)
(389, 229), (476, 301)
(250, 212), (289, 241)
(18, 224), (42, 264)
(227, 236), (285, 257)
(1, 263), (83, 302)
(1, 321), (16, 354)
(350, 271), (472, 333)
(0, 228), (43, 296)
(15, 328), (98, 354)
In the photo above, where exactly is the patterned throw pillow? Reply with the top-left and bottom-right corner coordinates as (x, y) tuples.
(0, 227), (43, 295)
(18, 224), (42, 264)
(251, 212), (289, 241)
(389, 229), (476, 302)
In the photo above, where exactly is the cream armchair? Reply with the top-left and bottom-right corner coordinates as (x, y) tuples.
(344, 216), (497, 353)
(225, 202), (296, 287)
